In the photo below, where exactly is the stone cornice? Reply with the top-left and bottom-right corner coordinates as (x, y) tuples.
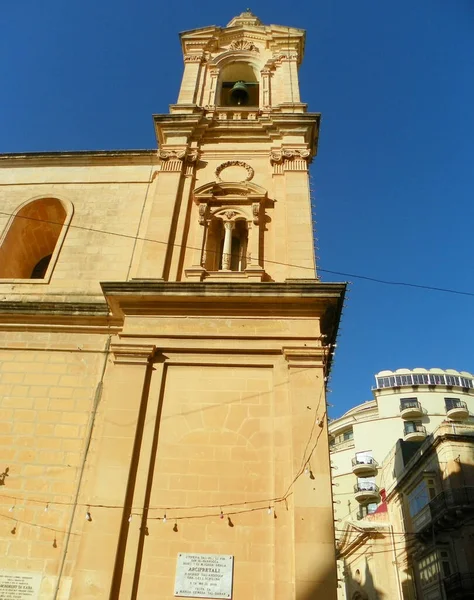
(0, 301), (110, 316)
(153, 110), (320, 154)
(283, 346), (327, 368)
(100, 280), (346, 357)
(0, 150), (157, 168)
(0, 300), (120, 333)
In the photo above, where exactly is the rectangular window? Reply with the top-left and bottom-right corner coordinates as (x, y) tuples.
(445, 375), (460, 386)
(343, 429), (354, 441)
(418, 549), (452, 588)
(413, 373), (429, 385)
(460, 377), (474, 388)
(408, 478), (436, 517)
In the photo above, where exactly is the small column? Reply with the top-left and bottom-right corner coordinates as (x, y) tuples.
(221, 221), (235, 270)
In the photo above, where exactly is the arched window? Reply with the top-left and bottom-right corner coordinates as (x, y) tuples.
(0, 197), (71, 280)
(218, 62), (259, 107)
(204, 215), (248, 272)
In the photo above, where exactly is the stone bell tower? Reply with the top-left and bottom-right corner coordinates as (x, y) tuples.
(133, 10), (321, 284)
(82, 12), (346, 600)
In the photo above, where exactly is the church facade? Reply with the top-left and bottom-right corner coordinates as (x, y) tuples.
(0, 12), (345, 600)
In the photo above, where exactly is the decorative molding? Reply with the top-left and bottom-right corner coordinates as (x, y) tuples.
(274, 52), (299, 62)
(184, 54), (205, 63)
(215, 160), (254, 183)
(111, 343), (156, 365)
(283, 346), (325, 368)
(229, 39), (259, 52)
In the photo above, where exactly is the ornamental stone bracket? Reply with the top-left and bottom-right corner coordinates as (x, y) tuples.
(270, 148), (312, 173)
(111, 343), (157, 365)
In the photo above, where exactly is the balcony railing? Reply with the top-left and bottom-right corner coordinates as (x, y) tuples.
(351, 456), (378, 477)
(444, 572), (474, 597)
(400, 399), (421, 411)
(354, 482), (379, 494)
(415, 487), (474, 537)
(400, 399), (423, 419)
(351, 457), (377, 468)
(445, 399), (469, 419)
(430, 487), (474, 522)
(404, 423), (426, 436)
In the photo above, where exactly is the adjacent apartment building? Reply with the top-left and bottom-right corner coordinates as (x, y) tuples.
(338, 421), (474, 600)
(0, 11), (345, 600)
(329, 368), (474, 599)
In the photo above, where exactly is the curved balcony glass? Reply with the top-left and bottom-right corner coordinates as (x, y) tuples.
(353, 482), (380, 503)
(403, 423), (426, 442)
(351, 456), (378, 477)
(399, 399), (423, 419)
(445, 399), (469, 420)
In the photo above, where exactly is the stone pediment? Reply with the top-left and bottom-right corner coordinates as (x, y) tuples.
(193, 181), (267, 204)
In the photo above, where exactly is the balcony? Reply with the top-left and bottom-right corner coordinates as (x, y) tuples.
(351, 456), (378, 477)
(415, 487), (474, 538)
(444, 573), (474, 599)
(399, 399), (423, 419)
(354, 482), (380, 504)
(445, 399), (469, 420)
(403, 423), (426, 442)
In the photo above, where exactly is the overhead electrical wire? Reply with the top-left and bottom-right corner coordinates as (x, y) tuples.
(0, 210), (472, 297)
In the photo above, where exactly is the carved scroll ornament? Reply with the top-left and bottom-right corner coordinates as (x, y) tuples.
(159, 149), (186, 161)
(159, 149), (200, 163)
(270, 149), (311, 164)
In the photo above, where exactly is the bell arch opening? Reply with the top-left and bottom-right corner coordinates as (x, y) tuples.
(0, 197), (70, 280)
(218, 62), (259, 107)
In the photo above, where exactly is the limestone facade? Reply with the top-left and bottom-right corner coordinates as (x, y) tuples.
(0, 12), (345, 600)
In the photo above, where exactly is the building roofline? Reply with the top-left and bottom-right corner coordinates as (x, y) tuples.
(0, 149), (158, 166)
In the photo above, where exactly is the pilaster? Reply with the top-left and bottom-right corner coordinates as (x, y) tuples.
(283, 345), (337, 600)
(69, 343), (156, 600)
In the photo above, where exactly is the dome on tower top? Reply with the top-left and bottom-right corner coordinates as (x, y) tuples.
(227, 10), (262, 28)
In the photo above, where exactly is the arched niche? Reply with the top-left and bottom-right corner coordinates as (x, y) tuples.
(0, 197), (73, 281)
(204, 209), (249, 272)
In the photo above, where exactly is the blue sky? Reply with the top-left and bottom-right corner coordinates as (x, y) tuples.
(2, 1), (474, 417)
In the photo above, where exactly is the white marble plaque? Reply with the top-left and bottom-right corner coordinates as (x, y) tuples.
(174, 553), (233, 599)
(0, 572), (42, 600)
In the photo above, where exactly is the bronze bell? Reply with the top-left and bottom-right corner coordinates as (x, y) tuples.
(230, 81), (249, 106)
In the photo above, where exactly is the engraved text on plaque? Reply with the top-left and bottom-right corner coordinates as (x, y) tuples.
(174, 553), (233, 599)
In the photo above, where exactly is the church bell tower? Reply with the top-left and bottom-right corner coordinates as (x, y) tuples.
(92, 12), (346, 600)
